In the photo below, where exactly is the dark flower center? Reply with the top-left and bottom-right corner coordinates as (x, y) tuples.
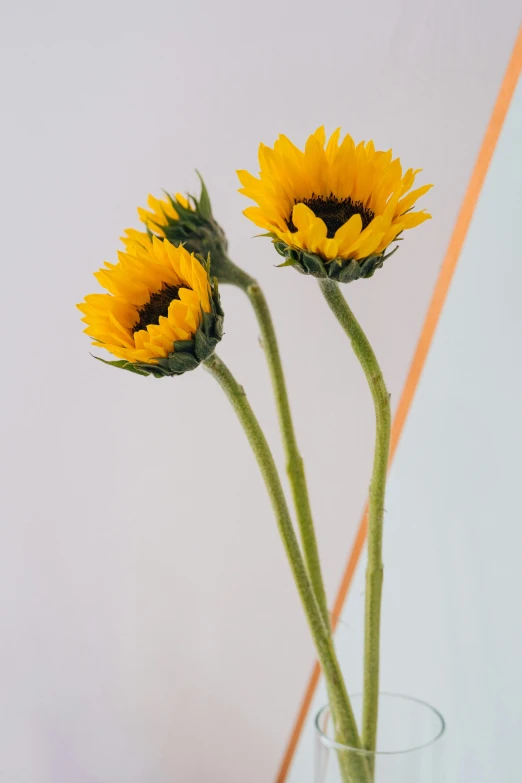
(287, 193), (375, 238)
(133, 283), (183, 333)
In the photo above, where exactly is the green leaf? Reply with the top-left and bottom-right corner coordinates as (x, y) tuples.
(381, 244), (399, 262)
(92, 355), (151, 376)
(195, 170), (212, 220)
(276, 257), (298, 268)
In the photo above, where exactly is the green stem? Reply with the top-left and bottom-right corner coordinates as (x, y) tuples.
(318, 279), (391, 755)
(204, 353), (370, 783)
(225, 261), (330, 627)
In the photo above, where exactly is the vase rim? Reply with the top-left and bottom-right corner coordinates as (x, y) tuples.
(315, 692), (446, 757)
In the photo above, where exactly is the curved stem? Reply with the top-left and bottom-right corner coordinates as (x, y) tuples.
(223, 259), (330, 628)
(318, 279), (391, 755)
(203, 353), (369, 783)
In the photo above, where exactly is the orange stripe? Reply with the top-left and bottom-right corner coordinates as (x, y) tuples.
(276, 27), (522, 783)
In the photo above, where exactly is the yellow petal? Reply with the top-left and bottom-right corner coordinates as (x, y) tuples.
(307, 217), (328, 255)
(334, 214), (363, 251)
(175, 192), (189, 209)
(326, 128), (341, 161)
(242, 206), (275, 231)
(143, 342), (168, 358)
(322, 238), (339, 260)
(376, 223), (404, 252)
(400, 211), (432, 229)
(352, 231), (385, 260)
(396, 184), (433, 216)
(313, 126), (326, 146)
(291, 202), (315, 231)
(168, 300), (189, 328)
(237, 169), (262, 190)
(305, 133), (328, 195)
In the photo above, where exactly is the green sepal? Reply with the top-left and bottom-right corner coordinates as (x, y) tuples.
(167, 352), (200, 374)
(171, 339), (196, 353)
(300, 252), (328, 278)
(195, 328), (219, 362)
(272, 238), (400, 284)
(93, 356), (152, 376)
(276, 257), (299, 269)
(274, 241), (289, 257)
(381, 244), (400, 262)
(195, 170), (212, 220)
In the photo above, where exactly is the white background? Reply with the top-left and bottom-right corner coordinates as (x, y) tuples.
(1, 2), (520, 781)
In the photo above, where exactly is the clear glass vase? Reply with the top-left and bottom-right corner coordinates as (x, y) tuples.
(315, 693), (445, 783)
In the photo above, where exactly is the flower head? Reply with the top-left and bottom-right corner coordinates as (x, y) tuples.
(129, 175), (235, 284)
(238, 127), (432, 283)
(78, 235), (224, 377)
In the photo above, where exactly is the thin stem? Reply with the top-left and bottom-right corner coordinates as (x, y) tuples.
(225, 260), (329, 627)
(318, 279), (391, 755)
(204, 353), (370, 783)
(222, 260), (358, 774)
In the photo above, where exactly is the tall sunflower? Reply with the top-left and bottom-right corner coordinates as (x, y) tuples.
(77, 235), (223, 377)
(238, 126), (432, 283)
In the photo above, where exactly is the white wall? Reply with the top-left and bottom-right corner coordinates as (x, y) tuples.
(1, 2), (520, 781)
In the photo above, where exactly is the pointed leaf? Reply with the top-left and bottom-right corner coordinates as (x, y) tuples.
(276, 257), (299, 268)
(381, 244), (400, 262)
(92, 355), (152, 376)
(195, 170), (212, 219)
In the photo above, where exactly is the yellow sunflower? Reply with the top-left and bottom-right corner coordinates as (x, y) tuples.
(238, 126), (432, 283)
(77, 236), (224, 378)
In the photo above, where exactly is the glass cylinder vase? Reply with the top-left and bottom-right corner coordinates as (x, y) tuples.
(315, 693), (445, 783)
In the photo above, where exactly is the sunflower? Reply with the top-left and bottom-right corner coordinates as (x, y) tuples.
(238, 126), (432, 283)
(77, 235), (223, 377)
